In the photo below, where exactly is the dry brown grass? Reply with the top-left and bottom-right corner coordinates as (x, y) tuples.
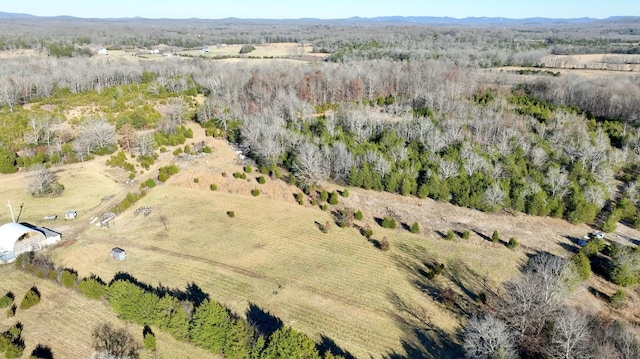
(0, 266), (219, 359)
(1, 124), (638, 358)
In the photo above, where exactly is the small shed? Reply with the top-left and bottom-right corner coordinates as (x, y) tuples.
(65, 211), (77, 220)
(110, 247), (127, 261)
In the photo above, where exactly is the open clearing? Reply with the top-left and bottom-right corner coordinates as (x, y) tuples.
(1, 123), (639, 358)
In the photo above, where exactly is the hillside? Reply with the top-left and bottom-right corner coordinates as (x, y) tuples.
(0, 121), (638, 358)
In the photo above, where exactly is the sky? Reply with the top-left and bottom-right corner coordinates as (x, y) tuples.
(2, 0), (639, 19)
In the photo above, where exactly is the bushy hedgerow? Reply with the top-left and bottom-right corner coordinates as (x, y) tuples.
(78, 276), (108, 299)
(60, 268), (78, 288)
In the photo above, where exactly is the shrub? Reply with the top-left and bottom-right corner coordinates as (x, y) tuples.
(6, 304), (16, 317)
(184, 144), (191, 154)
(0, 292), (13, 308)
(159, 146), (167, 153)
(202, 146), (212, 154)
(145, 178), (157, 188)
(210, 183), (217, 191)
(78, 277), (107, 299)
(580, 238), (606, 256)
(193, 177), (199, 183)
(329, 191), (339, 205)
(20, 286), (41, 310)
(257, 176), (266, 184)
(409, 222), (420, 234)
(462, 230), (470, 239)
(433, 262), (445, 275)
(361, 224), (373, 239)
(143, 332), (156, 351)
(320, 204), (328, 211)
(319, 190), (329, 202)
(571, 252), (591, 281)
(320, 221), (331, 234)
(445, 230), (455, 240)
(611, 263), (638, 287)
(251, 189), (260, 197)
(296, 192), (304, 205)
(227, 211), (235, 218)
(233, 172), (246, 179)
(354, 210), (364, 220)
(341, 188), (350, 197)
(381, 216), (397, 229)
(379, 237), (390, 251)
(610, 290), (626, 308)
(61, 269), (78, 288)
(507, 237), (519, 249)
(243, 165), (252, 173)
(239, 44), (256, 54)
(491, 230), (500, 243)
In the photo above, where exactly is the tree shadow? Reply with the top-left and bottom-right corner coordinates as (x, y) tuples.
(317, 335), (356, 359)
(471, 229), (491, 242)
(400, 222), (411, 232)
(143, 324), (154, 337)
(434, 230), (447, 239)
(30, 344), (54, 359)
(246, 303), (283, 337)
(384, 291), (465, 359)
(588, 286), (610, 302)
(110, 272), (209, 307)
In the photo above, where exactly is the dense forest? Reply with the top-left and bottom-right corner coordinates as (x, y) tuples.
(1, 16), (640, 358)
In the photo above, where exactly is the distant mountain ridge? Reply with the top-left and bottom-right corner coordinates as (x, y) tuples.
(0, 11), (638, 25)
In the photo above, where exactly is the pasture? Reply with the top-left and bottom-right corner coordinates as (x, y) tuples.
(1, 126), (637, 358)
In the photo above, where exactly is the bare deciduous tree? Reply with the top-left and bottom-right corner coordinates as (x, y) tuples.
(292, 141), (328, 186)
(463, 315), (517, 359)
(27, 164), (63, 197)
(76, 117), (117, 153)
(92, 323), (140, 359)
(484, 183), (506, 210)
(133, 132), (156, 157)
(548, 308), (591, 359)
(545, 166), (570, 198)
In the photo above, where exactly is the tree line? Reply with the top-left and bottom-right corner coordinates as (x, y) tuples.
(13, 252), (350, 359)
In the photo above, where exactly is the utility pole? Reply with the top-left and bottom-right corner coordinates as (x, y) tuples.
(7, 200), (16, 223)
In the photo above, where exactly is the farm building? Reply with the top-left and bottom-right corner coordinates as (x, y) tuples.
(110, 247), (127, 261)
(0, 222), (62, 263)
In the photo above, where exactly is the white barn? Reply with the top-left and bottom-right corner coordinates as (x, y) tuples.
(0, 223), (61, 263)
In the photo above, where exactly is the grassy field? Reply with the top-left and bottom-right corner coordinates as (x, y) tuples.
(0, 266), (220, 358)
(1, 124), (635, 358)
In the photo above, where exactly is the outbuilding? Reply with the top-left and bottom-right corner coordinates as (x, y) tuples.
(110, 247), (127, 261)
(0, 222), (61, 263)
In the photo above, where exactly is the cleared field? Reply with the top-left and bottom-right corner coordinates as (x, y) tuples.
(1, 125), (637, 358)
(177, 42), (327, 59)
(0, 266), (219, 358)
